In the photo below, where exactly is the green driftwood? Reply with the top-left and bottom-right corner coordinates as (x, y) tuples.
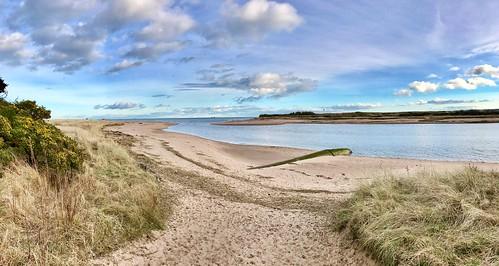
(248, 148), (352, 170)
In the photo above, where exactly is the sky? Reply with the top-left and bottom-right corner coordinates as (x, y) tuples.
(0, 0), (499, 118)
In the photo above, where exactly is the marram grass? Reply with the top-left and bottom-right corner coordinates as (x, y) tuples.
(0, 121), (171, 265)
(335, 167), (499, 265)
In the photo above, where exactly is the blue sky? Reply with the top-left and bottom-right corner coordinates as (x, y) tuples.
(0, 0), (499, 118)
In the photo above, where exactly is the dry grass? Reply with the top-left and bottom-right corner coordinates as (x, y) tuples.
(335, 167), (499, 265)
(0, 121), (170, 265)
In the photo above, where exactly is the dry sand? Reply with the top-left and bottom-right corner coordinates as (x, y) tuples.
(94, 122), (499, 265)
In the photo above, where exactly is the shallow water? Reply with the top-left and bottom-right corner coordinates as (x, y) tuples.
(152, 118), (499, 162)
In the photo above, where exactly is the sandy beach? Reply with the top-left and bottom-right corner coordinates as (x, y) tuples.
(96, 121), (499, 265)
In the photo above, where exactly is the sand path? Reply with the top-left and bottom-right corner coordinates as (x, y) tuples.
(94, 122), (499, 265)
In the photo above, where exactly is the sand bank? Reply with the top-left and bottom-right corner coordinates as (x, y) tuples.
(215, 117), (499, 126)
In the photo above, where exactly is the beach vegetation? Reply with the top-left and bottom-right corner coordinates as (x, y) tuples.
(0, 96), (84, 183)
(0, 121), (170, 264)
(0, 79), (170, 264)
(0, 77), (7, 97)
(334, 167), (499, 265)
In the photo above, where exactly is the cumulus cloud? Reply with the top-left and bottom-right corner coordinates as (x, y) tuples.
(3, 0), (195, 73)
(94, 0), (194, 35)
(444, 77), (496, 90)
(7, 0), (103, 72)
(449, 66), (460, 71)
(0, 32), (34, 65)
(394, 88), (412, 96)
(394, 81), (439, 96)
(408, 81), (439, 93)
(106, 59), (143, 74)
(204, 0), (303, 46)
(182, 70), (317, 103)
(469, 64), (499, 78)
(94, 102), (146, 110)
(427, 73), (439, 79)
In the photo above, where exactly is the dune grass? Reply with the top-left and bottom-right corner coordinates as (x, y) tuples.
(334, 167), (499, 265)
(0, 121), (170, 265)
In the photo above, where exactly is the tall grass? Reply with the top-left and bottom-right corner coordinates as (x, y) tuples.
(0, 121), (170, 264)
(335, 167), (499, 265)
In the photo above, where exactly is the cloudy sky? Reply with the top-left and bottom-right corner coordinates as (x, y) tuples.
(1, 0), (499, 118)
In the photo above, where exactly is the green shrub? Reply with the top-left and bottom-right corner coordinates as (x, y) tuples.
(0, 97), (85, 185)
(15, 100), (51, 120)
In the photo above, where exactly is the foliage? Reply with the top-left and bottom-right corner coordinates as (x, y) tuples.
(334, 167), (499, 265)
(0, 77), (7, 98)
(15, 100), (51, 120)
(258, 109), (499, 119)
(0, 96), (84, 183)
(0, 122), (170, 264)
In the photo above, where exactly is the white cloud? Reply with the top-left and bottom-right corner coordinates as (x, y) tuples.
(0, 32), (34, 65)
(408, 81), (439, 93)
(445, 78), (475, 90)
(321, 103), (382, 111)
(182, 70), (317, 103)
(94, 102), (146, 110)
(3, 0), (195, 73)
(414, 98), (489, 105)
(468, 77), (497, 87)
(469, 64), (499, 78)
(394, 88), (412, 96)
(466, 42), (499, 57)
(106, 59), (143, 74)
(427, 73), (439, 79)
(96, 0), (195, 42)
(125, 41), (188, 59)
(444, 77), (496, 90)
(205, 0), (303, 46)
(449, 66), (460, 71)
(249, 73), (314, 97)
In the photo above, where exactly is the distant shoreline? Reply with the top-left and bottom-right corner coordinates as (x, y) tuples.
(214, 109), (499, 126)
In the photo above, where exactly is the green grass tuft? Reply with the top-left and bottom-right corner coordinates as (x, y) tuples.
(334, 167), (499, 265)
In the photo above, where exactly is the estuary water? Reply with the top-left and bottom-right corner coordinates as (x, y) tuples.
(157, 118), (499, 162)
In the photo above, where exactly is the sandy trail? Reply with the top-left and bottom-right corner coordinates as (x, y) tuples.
(95, 122), (499, 265)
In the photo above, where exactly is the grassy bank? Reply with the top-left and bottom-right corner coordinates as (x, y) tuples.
(335, 167), (499, 265)
(0, 121), (170, 264)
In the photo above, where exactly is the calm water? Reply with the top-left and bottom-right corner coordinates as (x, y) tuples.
(155, 118), (499, 162)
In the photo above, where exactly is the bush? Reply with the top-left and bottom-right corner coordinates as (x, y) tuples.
(0, 98), (85, 185)
(15, 100), (51, 120)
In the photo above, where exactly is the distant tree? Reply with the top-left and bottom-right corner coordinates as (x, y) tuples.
(0, 77), (7, 98)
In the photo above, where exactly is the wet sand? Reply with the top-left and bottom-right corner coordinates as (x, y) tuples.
(95, 121), (499, 265)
